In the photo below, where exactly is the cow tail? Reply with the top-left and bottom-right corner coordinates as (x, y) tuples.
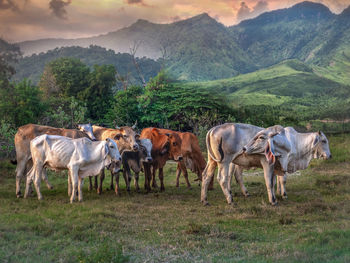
(206, 129), (223, 163)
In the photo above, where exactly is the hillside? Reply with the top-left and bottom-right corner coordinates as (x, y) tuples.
(181, 60), (350, 120)
(12, 46), (161, 86)
(230, 2), (335, 68)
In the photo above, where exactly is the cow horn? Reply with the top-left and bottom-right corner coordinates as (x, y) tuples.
(132, 120), (138, 129)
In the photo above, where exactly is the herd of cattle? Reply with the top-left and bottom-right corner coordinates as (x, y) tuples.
(11, 122), (331, 205)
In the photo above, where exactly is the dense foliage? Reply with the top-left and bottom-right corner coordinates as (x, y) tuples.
(14, 46), (161, 87)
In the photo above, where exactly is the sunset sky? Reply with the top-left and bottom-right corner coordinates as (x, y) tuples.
(1, 0), (349, 42)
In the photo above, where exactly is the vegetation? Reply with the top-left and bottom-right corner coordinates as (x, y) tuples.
(0, 134), (349, 262)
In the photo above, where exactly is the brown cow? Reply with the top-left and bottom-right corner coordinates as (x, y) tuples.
(85, 125), (140, 194)
(140, 127), (183, 192)
(156, 129), (206, 189)
(13, 123), (96, 197)
(175, 132), (206, 188)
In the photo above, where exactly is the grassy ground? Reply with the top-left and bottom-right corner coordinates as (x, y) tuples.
(0, 134), (349, 263)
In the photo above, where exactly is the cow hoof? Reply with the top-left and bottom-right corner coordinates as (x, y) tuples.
(203, 201), (210, 206)
(244, 192), (250, 197)
(97, 190), (102, 195)
(49, 186), (54, 190)
(271, 201), (278, 206)
(282, 194), (288, 200)
(188, 187), (192, 190)
(208, 187), (214, 191)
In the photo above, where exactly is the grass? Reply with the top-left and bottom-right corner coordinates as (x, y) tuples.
(0, 134), (349, 262)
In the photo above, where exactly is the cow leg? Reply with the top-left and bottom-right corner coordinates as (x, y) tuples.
(159, 167), (165, 192)
(217, 163), (233, 205)
(88, 177), (93, 191)
(143, 163), (152, 192)
(15, 159), (28, 198)
(78, 177), (84, 202)
(200, 158), (217, 205)
(68, 172), (72, 197)
(134, 172), (140, 192)
(151, 166), (159, 189)
(278, 174), (287, 199)
(94, 175), (98, 190)
(181, 161), (191, 189)
(110, 173), (114, 190)
(33, 164), (43, 200)
(115, 172), (121, 196)
(122, 169), (131, 193)
(41, 168), (53, 190)
(70, 168), (79, 203)
(262, 161), (277, 205)
(24, 167), (35, 198)
(175, 163), (181, 187)
(233, 165), (249, 197)
(97, 169), (105, 195)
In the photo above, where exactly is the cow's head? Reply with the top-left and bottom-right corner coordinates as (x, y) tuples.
(139, 139), (153, 163)
(77, 123), (96, 141)
(242, 125), (288, 165)
(166, 132), (183, 162)
(114, 126), (139, 152)
(105, 138), (122, 173)
(313, 131), (331, 160)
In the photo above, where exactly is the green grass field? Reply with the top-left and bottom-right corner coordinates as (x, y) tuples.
(0, 134), (349, 263)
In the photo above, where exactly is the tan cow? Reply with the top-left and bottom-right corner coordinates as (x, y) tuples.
(84, 125), (140, 194)
(13, 123), (95, 198)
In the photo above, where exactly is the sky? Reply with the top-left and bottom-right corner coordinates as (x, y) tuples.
(1, 0), (349, 42)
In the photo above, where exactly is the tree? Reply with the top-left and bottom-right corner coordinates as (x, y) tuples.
(139, 71), (236, 131)
(104, 85), (144, 127)
(80, 64), (116, 121)
(39, 57), (89, 99)
(0, 79), (45, 127)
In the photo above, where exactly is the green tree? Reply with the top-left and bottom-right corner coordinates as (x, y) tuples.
(0, 79), (45, 126)
(39, 57), (89, 99)
(81, 64), (116, 121)
(104, 85), (143, 127)
(139, 71), (235, 131)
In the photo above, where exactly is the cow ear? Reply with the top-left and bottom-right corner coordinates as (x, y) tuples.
(114, 134), (122, 140)
(165, 133), (170, 137)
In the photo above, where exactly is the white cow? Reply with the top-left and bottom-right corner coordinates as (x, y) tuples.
(24, 135), (121, 203)
(242, 126), (332, 204)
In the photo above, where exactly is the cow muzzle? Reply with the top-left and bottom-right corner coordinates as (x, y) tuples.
(133, 144), (139, 151)
(146, 157), (153, 163)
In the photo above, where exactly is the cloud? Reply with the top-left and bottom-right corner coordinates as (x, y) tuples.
(0, 0), (20, 12)
(125, 0), (148, 6)
(237, 1), (269, 22)
(49, 0), (72, 19)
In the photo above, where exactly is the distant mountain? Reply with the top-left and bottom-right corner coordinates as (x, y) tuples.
(18, 13), (254, 81)
(12, 46), (161, 86)
(230, 1), (336, 68)
(14, 1), (350, 82)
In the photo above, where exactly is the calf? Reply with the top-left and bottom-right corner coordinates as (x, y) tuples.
(25, 135), (121, 203)
(140, 128), (183, 192)
(112, 139), (153, 195)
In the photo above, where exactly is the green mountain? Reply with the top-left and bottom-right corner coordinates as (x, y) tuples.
(13, 46), (161, 86)
(181, 59), (350, 114)
(14, 1), (350, 82)
(230, 1), (335, 68)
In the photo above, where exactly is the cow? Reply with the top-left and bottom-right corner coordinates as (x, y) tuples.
(242, 126), (332, 204)
(111, 139), (153, 195)
(81, 124), (140, 194)
(201, 123), (265, 206)
(156, 129), (206, 189)
(140, 128), (183, 192)
(13, 123), (96, 198)
(24, 135), (121, 203)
